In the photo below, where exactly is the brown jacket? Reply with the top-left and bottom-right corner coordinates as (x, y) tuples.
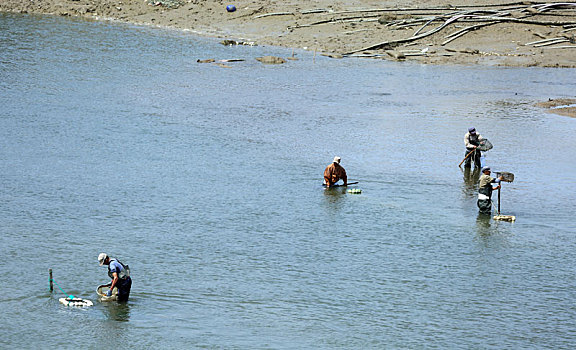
(324, 162), (347, 186)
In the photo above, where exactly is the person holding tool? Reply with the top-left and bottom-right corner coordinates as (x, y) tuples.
(477, 166), (502, 214)
(463, 127), (484, 168)
(98, 253), (132, 302)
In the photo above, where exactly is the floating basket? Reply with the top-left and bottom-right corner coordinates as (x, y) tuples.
(96, 284), (118, 302)
(494, 215), (516, 222)
(59, 297), (94, 307)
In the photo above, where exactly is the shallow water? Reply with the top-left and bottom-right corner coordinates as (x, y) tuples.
(1, 12), (575, 349)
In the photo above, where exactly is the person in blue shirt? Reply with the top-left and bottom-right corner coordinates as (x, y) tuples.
(98, 253), (132, 302)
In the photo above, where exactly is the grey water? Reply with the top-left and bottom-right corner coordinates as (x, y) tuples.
(1, 12), (575, 349)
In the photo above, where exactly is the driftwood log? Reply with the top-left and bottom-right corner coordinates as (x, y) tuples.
(342, 3), (576, 55)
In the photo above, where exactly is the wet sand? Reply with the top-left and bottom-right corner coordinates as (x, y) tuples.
(2, 0), (576, 68)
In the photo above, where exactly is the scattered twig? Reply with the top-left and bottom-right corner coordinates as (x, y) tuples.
(532, 2), (576, 12)
(460, 15), (576, 25)
(345, 13), (489, 54)
(253, 12), (294, 19)
(300, 9), (330, 14)
(441, 30), (471, 45)
(525, 37), (565, 45)
(533, 38), (570, 46)
(342, 28), (371, 35)
(444, 22), (495, 40)
(414, 18), (436, 36)
(543, 45), (576, 48)
(303, 13), (382, 26)
(328, 2), (546, 15)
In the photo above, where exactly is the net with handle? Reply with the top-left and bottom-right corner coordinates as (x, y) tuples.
(477, 139), (493, 152)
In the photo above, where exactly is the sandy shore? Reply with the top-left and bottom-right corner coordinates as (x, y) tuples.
(2, 0), (576, 68)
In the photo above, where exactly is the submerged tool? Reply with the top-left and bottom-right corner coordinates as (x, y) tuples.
(323, 181), (359, 188)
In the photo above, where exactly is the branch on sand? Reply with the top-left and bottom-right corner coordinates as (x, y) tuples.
(253, 12), (294, 19)
(343, 4), (576, 55)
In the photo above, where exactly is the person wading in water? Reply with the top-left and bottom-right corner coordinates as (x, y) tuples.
(98, 253), (132, 302)
(323, 156), (347, 188)
(477, 166), (502, 214)
(464, 127), (484, 169)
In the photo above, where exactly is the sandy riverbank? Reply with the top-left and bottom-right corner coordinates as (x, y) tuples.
(2, 0), (576, 68)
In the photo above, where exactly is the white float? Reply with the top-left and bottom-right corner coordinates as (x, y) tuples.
(59, 297), (94, 307)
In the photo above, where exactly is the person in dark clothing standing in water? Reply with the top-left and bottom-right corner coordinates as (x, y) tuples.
(477, 166), (502, 214)
(98, 253), (132, 302)
(464, 127), (484, 168)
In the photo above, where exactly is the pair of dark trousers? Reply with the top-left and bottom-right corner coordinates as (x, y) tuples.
(117, 277), (132, 302)
(477, 199), (492, 213)
(464, 149), (481, 168)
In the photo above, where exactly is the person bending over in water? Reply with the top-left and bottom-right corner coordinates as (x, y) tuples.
(98, 253), (132, 302)
(323, 156), (347, 188)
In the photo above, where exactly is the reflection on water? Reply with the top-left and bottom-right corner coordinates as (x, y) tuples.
(462, 167), (481, 196)
(102, 302), (131, 322)
(322, 187), (348, 213)
(1, 12), (576, 350)
(476, 212), (493, 231)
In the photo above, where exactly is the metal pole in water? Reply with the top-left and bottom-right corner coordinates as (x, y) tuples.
(497, 186), (501, 215)
(49, 268), (53, 292)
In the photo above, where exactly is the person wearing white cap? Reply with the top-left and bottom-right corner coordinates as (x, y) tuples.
(323, 156), (347, 188)
(464, 127), (484, 168)
(98, 253), (132, 301)
(477, 166), (502, 214)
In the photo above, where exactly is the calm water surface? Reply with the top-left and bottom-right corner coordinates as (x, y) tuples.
(1, 13), (575, 349)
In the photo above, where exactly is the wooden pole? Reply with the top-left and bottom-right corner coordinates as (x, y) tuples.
(49, 269), (53, 292)
(497, 185), (501, 215)
(458, 149), (476, 167)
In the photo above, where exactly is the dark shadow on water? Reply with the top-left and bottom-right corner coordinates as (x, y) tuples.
(476, 212), (493, 232)
(323, 186), (347, 198)
(461, 167), (481, 198)
(322, 186), (347, 211)
(102, 301), (131, 322)
(94, 302), (132, 347)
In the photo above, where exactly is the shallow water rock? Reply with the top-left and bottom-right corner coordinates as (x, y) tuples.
(255, 56), (286, 64)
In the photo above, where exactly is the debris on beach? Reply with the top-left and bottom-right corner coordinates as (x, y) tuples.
(320, 53), (343, 59)
(255, 56), (286, 64)
(146, 0), (184, 9)
(220, 39), (257, 46)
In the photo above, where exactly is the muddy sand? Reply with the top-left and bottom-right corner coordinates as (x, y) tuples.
(2, 0), (575, 115)
(2, 0), (576, 67)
